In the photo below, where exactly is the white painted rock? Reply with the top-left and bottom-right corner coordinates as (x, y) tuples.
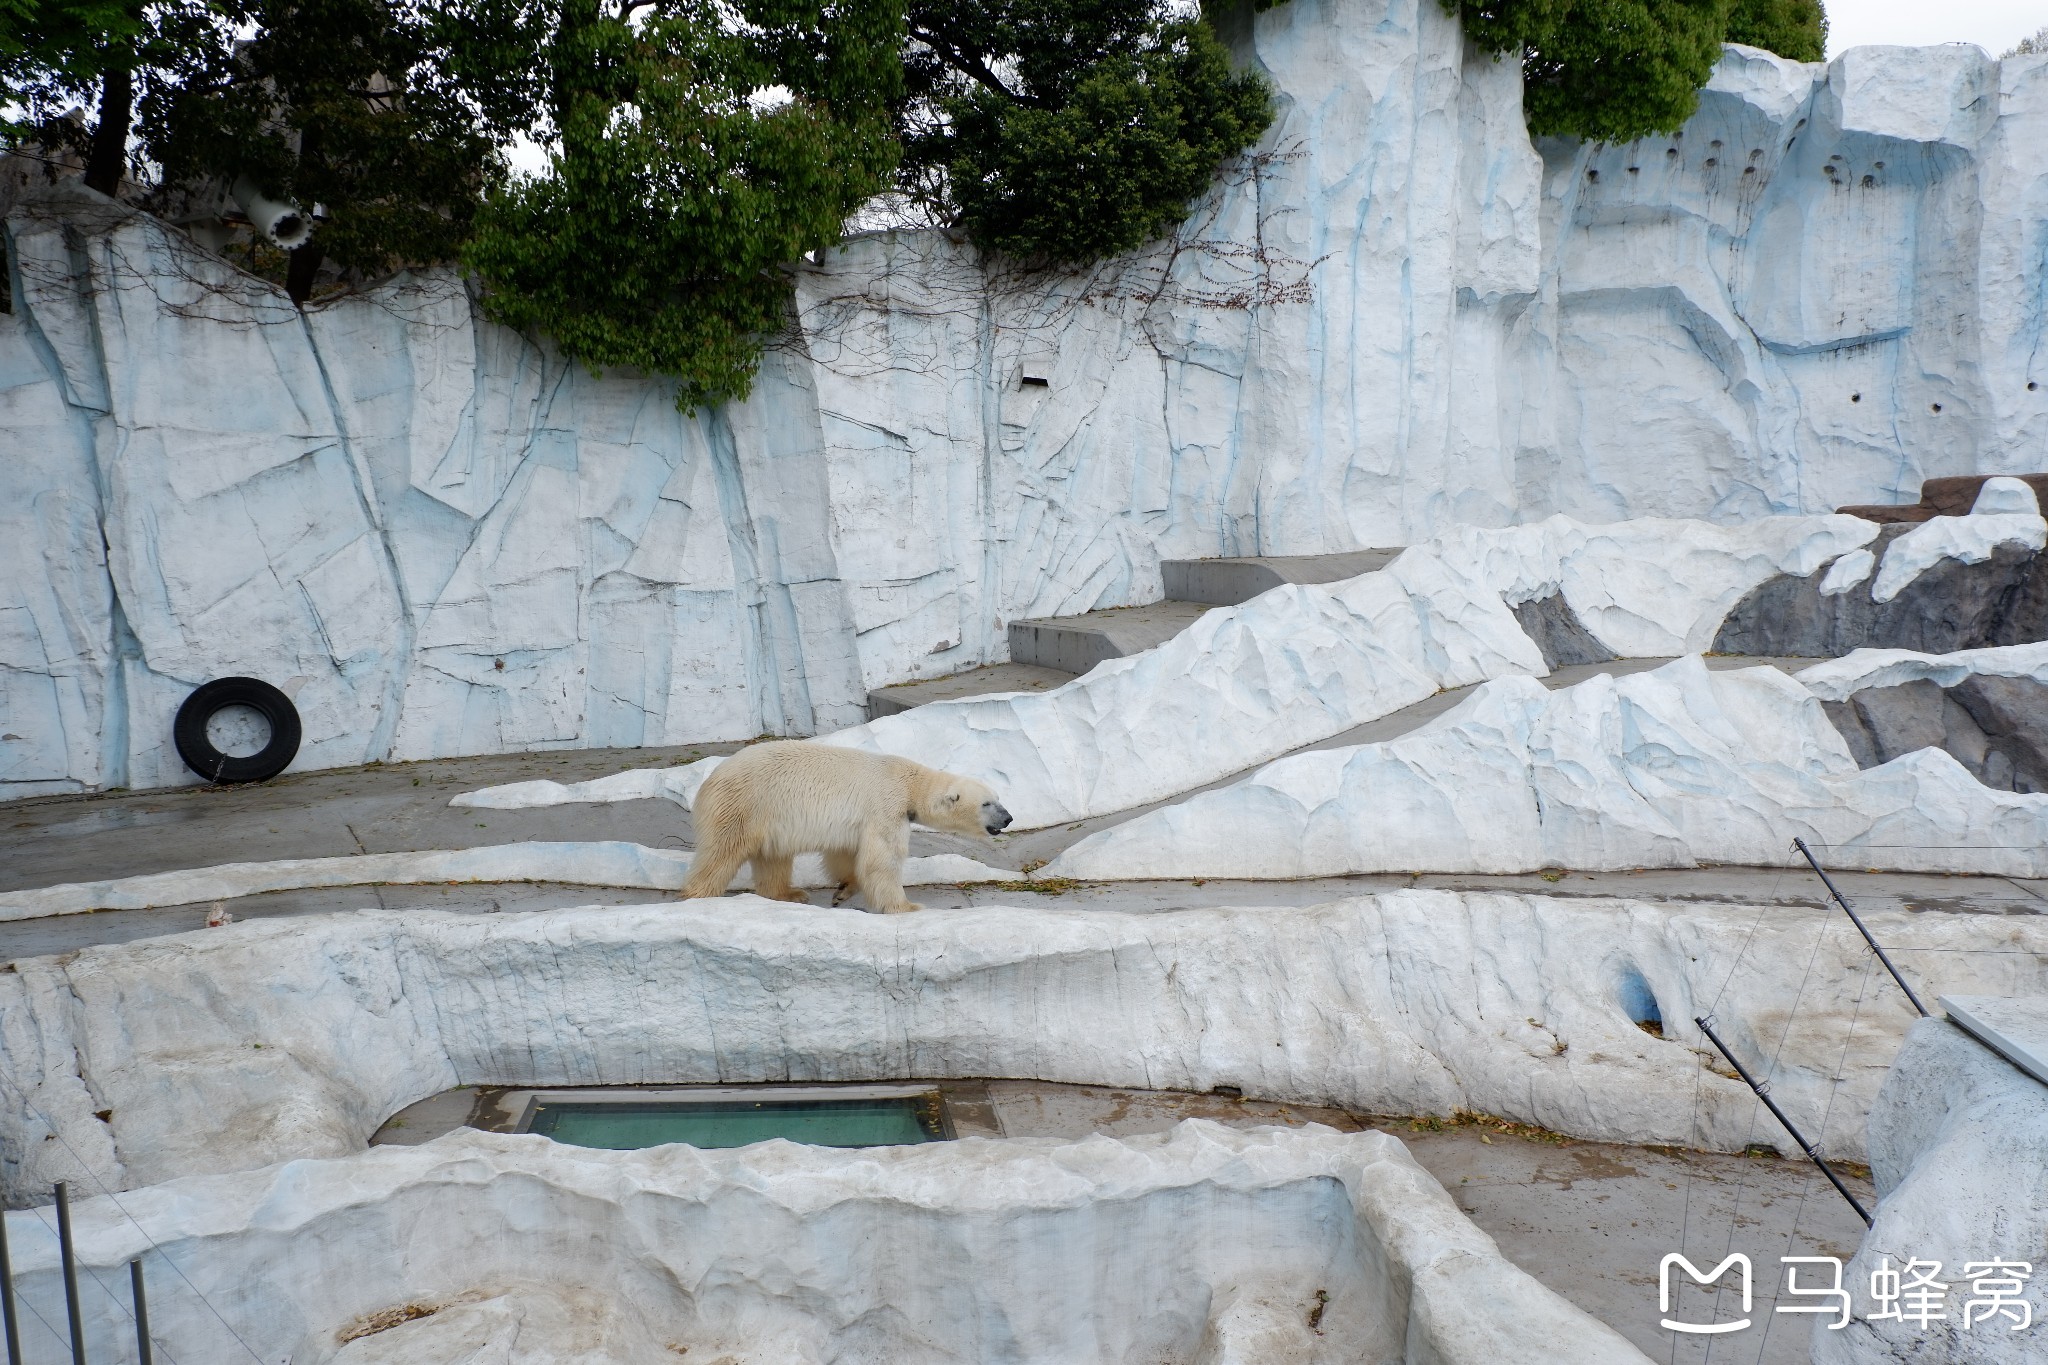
(1046, 656), (2048, 879)
(0, 1122), (1651, 1365)
(454, 516), (1874, 830)
(1813, 1013), (2048, 1363)
(0, 840), (1010, 919)
(1795, 641), (2048, 701)
(451, 758), (723, 810)
(1869, 478), (2046, 602)
(4, 892), (2036, 1201)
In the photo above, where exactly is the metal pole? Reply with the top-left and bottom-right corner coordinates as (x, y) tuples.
(128, 1261), (151, 1365)
(1793, 838), (1929, 1017)
(53, 1183), (86, 1365)
(0, 1203), (22, 1365)
(1696, 1014), (1873, 1227)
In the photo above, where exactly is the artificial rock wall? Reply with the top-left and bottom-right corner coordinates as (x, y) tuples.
(4, 0), (2048, 795)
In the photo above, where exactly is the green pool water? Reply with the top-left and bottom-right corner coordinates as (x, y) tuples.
(527, 1096), (947, 1151)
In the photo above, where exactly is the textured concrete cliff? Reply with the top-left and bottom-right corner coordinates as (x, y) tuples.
(4, 3), (2045, 795)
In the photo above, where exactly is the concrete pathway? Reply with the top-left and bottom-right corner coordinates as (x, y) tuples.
(5, 649), (2043, 961)
(0, 656), (1812, 894)
(4, 861), (2040, 963)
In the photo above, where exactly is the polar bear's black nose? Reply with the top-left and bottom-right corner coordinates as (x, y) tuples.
(983, 802), (1012, 834)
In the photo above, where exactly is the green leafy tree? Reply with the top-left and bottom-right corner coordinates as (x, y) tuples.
(463, 0), (903, 410)
(895, 0), (1273, 263)
(150, 0), (543, 301)
(1455, 0), (1728, 142)
(1725, 0), (1825, 62)
(2, 1), (237, 195)
(5, 1), (541, 300)
(1451, 0), (1829, 142)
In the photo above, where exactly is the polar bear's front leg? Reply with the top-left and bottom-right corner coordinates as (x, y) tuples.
(856, 828), (919, 913)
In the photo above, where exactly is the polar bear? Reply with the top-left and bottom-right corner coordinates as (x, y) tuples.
(681, 741), (1012, 913)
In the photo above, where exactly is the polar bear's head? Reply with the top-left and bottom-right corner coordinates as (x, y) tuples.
(916, 772), (1012, 838)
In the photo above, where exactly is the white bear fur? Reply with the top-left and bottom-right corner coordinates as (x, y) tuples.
(682, 741), (1009, 913)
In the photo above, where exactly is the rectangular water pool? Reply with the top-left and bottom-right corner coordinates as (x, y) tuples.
(518, 1087), (952, 1151)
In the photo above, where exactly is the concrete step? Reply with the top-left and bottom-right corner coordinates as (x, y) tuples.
(867, 662), (1075, 721)
(868, 550), (1406, 720)
(1161, 549), (1402, 606)
(1006, 600), (1214, 674)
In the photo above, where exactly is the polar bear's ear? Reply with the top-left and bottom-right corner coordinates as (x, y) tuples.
(944, 791), (961, 805)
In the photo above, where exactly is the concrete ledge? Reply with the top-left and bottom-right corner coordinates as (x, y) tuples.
(1162, 550), (1402, 606)
(1940, 994), (2048, 1089)
(867, 662), (1075, 720)
(1007, 601), (1213, 674)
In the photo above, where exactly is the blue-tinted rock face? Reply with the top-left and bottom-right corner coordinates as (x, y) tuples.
(4, 11), (2047, 795)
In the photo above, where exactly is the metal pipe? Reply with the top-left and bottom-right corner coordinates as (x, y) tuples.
(0, 1202), (22, 1365)
(53, 1183), (86, 1365)
(229, 175), (313, 250)
(1793, 837), (1930, 1016)
(1696, 1014), (1872, 1226)
(129, 1261), (151, 1365)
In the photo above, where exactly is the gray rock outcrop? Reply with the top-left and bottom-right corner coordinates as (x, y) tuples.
(1823, 675), (2048, 792)
(1714, 528), (2048, 657)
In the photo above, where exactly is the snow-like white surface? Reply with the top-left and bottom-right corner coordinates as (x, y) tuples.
(8, 19), (2048, 799)
(0, 1122), (1651, 1365)
(453, 516), (1874, 829)
(1969, 474), (2043, 514)
(452, 757), (722, 810)
(0, 840), (1009, 920)
(1047, 657), (2048, 879)
(1869, 478), (2046, 601)
(1794, 642), (2048, 701)
(1818, 547), (1877, 595)
(5, 892), (2035, 1200)
(1816, 1009), (2048, 1363)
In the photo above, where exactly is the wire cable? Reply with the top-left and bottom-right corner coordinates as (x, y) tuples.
(1674, 855), (1788, 1360)
(1704, 900), (1847, 1359)
(1755, 940), (1879, 1361)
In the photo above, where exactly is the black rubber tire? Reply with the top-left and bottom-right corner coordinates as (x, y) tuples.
(173, 677), (302, 784)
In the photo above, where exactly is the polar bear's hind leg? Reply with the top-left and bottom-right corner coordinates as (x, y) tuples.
(681, 834), (748, 899)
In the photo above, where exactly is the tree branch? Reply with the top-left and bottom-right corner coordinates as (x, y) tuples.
(906, 23), (1028, 105)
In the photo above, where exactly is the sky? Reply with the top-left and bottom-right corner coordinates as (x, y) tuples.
(1825, 0), (2046, 57)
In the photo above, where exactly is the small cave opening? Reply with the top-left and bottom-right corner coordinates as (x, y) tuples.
(1614, 964), (1664, 1038)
